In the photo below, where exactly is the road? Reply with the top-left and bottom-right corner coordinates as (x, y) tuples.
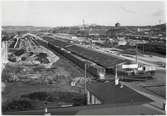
(88, 45), (165, 70)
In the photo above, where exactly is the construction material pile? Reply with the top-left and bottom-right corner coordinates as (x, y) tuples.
(7, 33), (59, 68)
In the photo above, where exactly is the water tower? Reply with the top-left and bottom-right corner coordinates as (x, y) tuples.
(115, 22), (120, 27)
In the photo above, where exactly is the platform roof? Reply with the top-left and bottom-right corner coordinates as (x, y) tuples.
(42, 36), (71, 48)
(42, 36), (128, 69)
(66, 45), (128, 69)
(87, 81), (153, 105)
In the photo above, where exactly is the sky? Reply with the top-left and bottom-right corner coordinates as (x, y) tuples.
(1, 1), (166, 27)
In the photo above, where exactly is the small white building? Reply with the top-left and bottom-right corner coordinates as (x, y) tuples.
(117, 37), (127, 45)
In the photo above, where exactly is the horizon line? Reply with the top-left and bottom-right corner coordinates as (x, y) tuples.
(2, 23), (166, 28)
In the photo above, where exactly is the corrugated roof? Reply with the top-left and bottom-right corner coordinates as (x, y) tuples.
(87, 81), (152, 104)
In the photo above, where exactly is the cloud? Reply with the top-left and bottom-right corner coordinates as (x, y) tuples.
(120, 6), (136, 14)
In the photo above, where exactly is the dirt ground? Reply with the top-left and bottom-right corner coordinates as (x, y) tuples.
(2, 48), (87, 105)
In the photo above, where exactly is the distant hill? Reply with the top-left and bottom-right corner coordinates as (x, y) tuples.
(2, 26), (51, 33)
(2, 24), (166, 37)
(152, 23), (166, 31)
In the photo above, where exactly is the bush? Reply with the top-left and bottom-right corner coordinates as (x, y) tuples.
(8, 55), (17, 62)
(2, 99), (32, 112)
(138, 42), (166, 55)
(35, 53), (50, 64)
(29, 52), (33, 56)
(21, 91), (87, 106)
(21, 57), (26, 61)
(72, 95), (87, 106)
(22, 92), (49, 101)
(14, 49), (25, 56)
(37, 53), (48, 58)
(1, 69), (15, 82)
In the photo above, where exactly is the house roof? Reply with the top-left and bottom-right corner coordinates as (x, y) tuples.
(87, 81), (153, 105)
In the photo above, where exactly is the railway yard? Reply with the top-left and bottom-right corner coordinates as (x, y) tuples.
(1, 25), (166, 115)
(42, 34), (166, 99)
(1, 0), (167, 114)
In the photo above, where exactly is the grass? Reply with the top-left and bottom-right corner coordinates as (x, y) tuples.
(3, 90), (86, 112)
(21, 91), (86, 106)
(2, 79), (85, 112)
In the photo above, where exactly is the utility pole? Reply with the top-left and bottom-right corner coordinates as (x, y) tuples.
(115, 64), (119, 85)
(81, 19), (85, 31)
(136, 44), (138, 64)
(143, 44), (144, 54)
(44, 102), (51, 116)
(159, 19), (162, 25)
(84, 63), (87, 93)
